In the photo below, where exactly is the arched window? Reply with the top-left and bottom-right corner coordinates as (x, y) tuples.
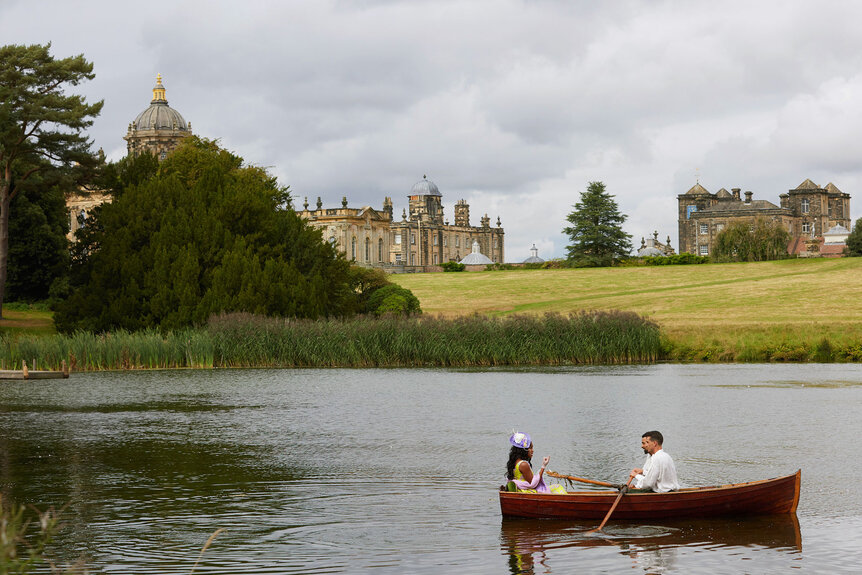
(351, 237), (356, 260)
(365, 237), (370, 261)
(378, 238), (384, 262)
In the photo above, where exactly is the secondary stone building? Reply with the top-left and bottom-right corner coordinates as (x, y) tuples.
(298, 176), (504, 270)
(677, 179), (851, 256)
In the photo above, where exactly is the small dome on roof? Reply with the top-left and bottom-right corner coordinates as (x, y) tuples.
(411, 175), (440, 196)
(523, 243), (544, 264)
(638, 246), (665, 257)
(131, 74), (188, 131)
(459, 240), (493, 264)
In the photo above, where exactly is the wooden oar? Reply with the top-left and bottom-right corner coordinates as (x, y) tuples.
(546, 471), (617, 488)
(587, 476), (634, 534)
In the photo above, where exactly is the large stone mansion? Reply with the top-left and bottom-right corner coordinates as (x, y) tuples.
(66, 76), (504, 269)
(297, 177), (504, 270)
(678, 179), (851, 256)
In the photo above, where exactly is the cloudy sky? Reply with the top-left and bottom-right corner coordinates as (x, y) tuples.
(4, 1), (862, 260)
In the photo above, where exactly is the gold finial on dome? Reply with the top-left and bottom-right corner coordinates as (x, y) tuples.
(152, 73), (167, 103)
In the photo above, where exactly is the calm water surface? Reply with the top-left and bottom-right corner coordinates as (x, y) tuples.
(1, 364), (861, 573)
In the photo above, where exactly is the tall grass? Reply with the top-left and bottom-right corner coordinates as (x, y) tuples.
(0, 311), (662, 370)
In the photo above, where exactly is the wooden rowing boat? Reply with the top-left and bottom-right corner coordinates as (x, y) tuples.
(499, 470), (800, 520)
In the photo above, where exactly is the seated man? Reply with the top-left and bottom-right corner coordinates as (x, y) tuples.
(629, 430), (679, 492)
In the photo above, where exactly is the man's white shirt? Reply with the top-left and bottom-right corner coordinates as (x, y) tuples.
(633, 449), (679, 492)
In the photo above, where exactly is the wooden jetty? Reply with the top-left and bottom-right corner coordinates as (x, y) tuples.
(0, 360), (70, 380)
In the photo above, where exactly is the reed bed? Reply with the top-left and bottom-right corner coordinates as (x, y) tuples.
(0, 311), (661, 370)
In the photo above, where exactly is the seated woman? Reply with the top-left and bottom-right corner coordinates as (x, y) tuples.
(506, 431), (567, 494)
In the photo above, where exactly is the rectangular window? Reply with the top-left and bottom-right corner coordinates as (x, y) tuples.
(410, 253), (415, 265)
(802, 222), (811, 234)
(699, 223), (708, 235)
(443, 236), (448, 247)
(801, 198), (810, 214)
(433, 235), (438, 246)
(715, 223), (725, 232)
(411, 233), (416, 245)
(455, 237), (460, 247)
(699, 245), (709, 256)
(494, 239), (498, 248)
(395, 233), (401, 245)
(686, 205), (697, 219)
(433, 254), (438, 265)
(395, 253), (402, 264)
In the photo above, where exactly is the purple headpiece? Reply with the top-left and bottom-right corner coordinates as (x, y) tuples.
(509, 431), (532, 449)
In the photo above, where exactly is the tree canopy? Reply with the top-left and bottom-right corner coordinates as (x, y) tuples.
(712, 218), (791, 262)
(0, 43), (103, 316)
(54, 137), (356, 332)
(846, 218), (862, 257)
(563, 181), (632, 266)
(6, 159), (72, 302)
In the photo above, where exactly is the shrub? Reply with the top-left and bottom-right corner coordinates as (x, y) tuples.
(642, 253), (710, 265)
(440, 261), (465, 272)
(366, 285), (422, 316)
(485, 263), (516, 271)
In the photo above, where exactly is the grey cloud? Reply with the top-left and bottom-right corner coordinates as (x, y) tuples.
(3, 0), (862, 260)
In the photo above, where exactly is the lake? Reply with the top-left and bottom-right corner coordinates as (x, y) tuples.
(1, 364), (861, 573)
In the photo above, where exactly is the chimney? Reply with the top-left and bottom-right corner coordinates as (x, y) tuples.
(744, 191), (753, 204)
(732, 188), (741, 201)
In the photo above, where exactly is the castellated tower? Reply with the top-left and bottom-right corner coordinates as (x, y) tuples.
(454, 199), (470, 227)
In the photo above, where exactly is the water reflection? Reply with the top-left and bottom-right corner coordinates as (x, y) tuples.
(500, 514), (801, 574)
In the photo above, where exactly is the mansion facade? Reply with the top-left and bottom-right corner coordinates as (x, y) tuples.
(298, 177), (504, 270)
(677, 179), (851, 256)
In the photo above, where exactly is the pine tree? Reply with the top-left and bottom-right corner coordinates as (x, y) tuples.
(0, 43), (102, 316)
(563, 181), (632, 266)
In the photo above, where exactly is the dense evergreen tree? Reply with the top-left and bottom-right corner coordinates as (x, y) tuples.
(6, 161), (72, 302)
(846, 218), (862, 256)
(563, 181), (632, 266)
(54, 137), (355, 332)
(0, 43), (102, 317)
(712, 218), (791, 262)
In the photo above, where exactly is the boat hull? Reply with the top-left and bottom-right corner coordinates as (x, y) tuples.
(499, 470), (801, 520)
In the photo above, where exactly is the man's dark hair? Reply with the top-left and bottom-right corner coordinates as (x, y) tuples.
(642, 430), (664, 445)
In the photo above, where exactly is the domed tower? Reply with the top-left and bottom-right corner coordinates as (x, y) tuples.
(408, 175), (444, 224)
(124, 74), (192, 160)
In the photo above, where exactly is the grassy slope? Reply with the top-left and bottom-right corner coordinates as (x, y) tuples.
(391, 258), (862, 361)
(0, 309), (56, 337)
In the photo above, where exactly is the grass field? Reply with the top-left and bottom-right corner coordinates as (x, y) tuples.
(391, 257), (862, 361)
(0, 308), (56, 336)
(1, 258), (860, 364)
